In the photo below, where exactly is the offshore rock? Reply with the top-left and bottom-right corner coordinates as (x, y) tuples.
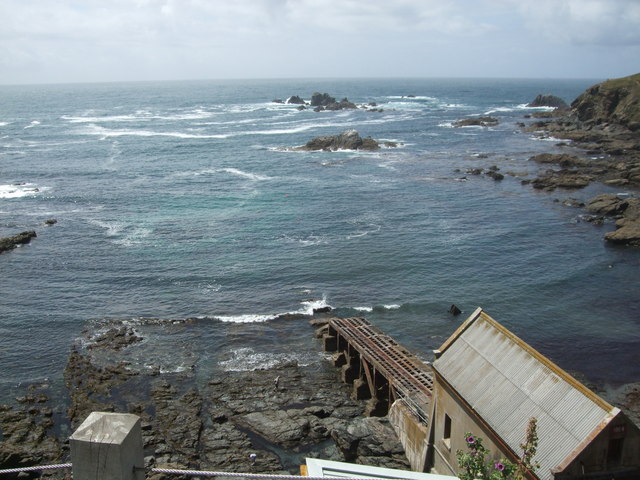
(0, 231), (37, 254)
(453, 116), (499, 127)
(298, 130), (382, 151)
(527, 94), (569, 109)
(285, 95), (305, 105)
(310, 92), (336, 107)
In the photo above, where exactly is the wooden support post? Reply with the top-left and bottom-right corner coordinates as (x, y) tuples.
(323, 333), (337, 351)
(70, 412), (144, 480)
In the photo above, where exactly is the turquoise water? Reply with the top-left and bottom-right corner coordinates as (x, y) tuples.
(1, 78), (638, 403)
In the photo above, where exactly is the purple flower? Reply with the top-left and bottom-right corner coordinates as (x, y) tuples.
(466, 435), (476, 444)
(494, 462), (505, 471)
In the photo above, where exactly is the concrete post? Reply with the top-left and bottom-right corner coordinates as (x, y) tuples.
(70, 412), (144, 480)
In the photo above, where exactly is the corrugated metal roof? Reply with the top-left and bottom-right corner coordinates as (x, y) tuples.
(432, 308), (617, 480)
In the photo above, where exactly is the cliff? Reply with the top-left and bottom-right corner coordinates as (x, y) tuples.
(570, 73), (640, 131)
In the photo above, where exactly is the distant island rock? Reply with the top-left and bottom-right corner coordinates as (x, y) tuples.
(0, 231), (37, 254)
(527, 94), (568, 109)
(297, 130), (396, 152)
(452, 116), (499, 127)
(273, 93), (381, 112)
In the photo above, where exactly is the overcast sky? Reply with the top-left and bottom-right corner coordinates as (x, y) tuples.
(1, 0), (639, 85)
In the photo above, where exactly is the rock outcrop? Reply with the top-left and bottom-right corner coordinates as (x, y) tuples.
(297, 130), (384, 151)
(452, 116), (499, 127)
(286, 95), (305, 105)
(1, 318), (410, 476)
(0, 231), (37, 254)
(571, 73), (640, 131)
(310, 92), (336, 107)
(520, 73), (640, 246)
(586, 194), (640, 246)
(527, 94), (568, 109)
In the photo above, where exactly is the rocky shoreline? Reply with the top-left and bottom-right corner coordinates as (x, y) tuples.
(520, 75), (640, 246)
(0, 317), (410, 478)
(456, 73), (640, 246)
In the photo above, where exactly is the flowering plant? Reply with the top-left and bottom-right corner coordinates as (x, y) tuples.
(457, 418), (539, 480)
(456, 433), (515, 480)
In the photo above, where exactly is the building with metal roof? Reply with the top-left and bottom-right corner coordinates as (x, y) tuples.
(426, 307), (640, 479)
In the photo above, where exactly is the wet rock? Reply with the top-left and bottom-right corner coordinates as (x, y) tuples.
(285, 95), (305, 105)
(44, 219), (57, 226)
(586, 194), (640, 246)
(530, 153), (588, 168)
(586, 194), (629, 216)
(453, 116), (499, 127)
(297, 130), (383, 152)
(310, 92), (336, 107)
(562, 198), (586, 208)
(531, 170), (594, 191)
(87, 326), (143, 351)
(0, 231), (37, 254)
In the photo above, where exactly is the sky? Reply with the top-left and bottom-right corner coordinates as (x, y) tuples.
(1, 0), (639, 85)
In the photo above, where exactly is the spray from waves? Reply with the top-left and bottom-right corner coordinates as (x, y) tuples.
(212, 295), (332, 324)
(0, 183), (47, 199)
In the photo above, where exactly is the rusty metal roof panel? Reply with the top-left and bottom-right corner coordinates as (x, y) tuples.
(433, 309), (615, 480)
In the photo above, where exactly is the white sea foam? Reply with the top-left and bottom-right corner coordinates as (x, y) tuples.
(0, 183), (47, 199)
(484, 104), (554, 115)
(24, 120), (40, 129)
(383, 304), (401, 310)
(90, 219), (152, 246)
(387, 95), (437, 101)
(80, 124), (230, 139)
(63, 108), (215, 124)
(0, 122), (9, 127)
(353, 306), (373, 312)
(530, 135), (565, 142)
(282, 233), (330, 246)
(222, 168), (271, 181)
(216, 313), (279, 323)
(213, 295), (332, 324)
(218, 347), (316, 371)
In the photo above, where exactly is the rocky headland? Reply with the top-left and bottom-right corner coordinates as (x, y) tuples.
(0, 317), (410, 478)
(521, 73), (640, 246)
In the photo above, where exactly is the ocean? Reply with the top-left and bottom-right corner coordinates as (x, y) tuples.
(1, 78), (639, 406)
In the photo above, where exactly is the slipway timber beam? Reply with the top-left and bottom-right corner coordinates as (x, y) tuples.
(318, 317), (433, 424)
